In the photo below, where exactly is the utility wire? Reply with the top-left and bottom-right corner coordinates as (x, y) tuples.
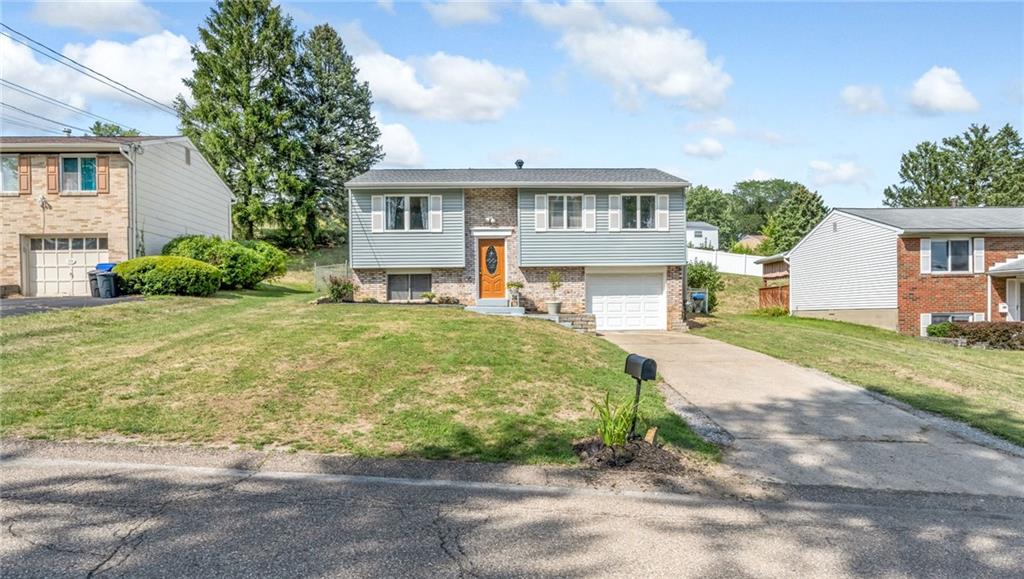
(0, 24), (178, 116)
(0, 79), (142, 133)
(1, 114), (66, 135)
(1, 102), (94, 134)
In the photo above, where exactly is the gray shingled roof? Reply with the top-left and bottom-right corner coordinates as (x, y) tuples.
(346, 168), (688, 188)
(838, 207), (1024, 232)
(0, 136), (171, 144)
(989, 256), (1024, 276)
(686, 221), (719, 230)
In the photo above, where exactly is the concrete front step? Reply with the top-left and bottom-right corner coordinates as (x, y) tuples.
(475, 298), (510, 307)
(465, 305), (526, 316)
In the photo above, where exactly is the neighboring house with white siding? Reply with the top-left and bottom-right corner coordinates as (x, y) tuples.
(788, 207), (1024, 335)
(345, 167), (689, 331)
(686, 221), (719, 249)
(0, 136), (232, 297)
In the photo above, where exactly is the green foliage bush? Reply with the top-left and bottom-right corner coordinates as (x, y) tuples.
(752, 306), (788, 317)
(163, 235), (285, 289)
(113, 256), (221, 297)
(926, 321), (955, 337)
(687, 262), (725, 313)
(592, 392), (639, 447)
(948, 322), (1024, 350)
(326, 275), (356, 302)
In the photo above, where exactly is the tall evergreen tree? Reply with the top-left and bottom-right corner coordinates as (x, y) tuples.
(175, 0), (300, 239)
(760, 185), (829, 255)
(293, 24), (383, 248)
(883, 124), (1024, 207)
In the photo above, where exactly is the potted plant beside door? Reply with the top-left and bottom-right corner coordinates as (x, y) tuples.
(546, 270), (562, 315)
(506, 281), (523, 307)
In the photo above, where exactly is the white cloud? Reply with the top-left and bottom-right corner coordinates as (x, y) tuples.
(840, 85), (887, 114)
(748, 168), (775, 180)
(808, 160), (869, 186)
(0, 32), (191, 119)
(424, 1), (500, 25)
(909, 66), (979, 113)
(337, 22), (381, 55)
(30, 0), (161, 34)
(685, 116), (736, 135)
(683, 137), (725, 159)
(604, 0), (671, 27)
(356, 51), (527, 121)
(524, 1), (731, 110)
(379, 120), (424, 167)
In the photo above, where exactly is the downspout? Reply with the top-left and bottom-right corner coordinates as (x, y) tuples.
(987, 274), (992, 322)
(118, 144), (138, 258)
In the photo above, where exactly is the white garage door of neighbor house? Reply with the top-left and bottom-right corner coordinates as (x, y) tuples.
(587, 272), (666, 331)
(26, 236), (109, 296)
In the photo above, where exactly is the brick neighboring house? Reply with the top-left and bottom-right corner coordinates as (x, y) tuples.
(787, 207), (1024, 335)
(1, 136), (232, 297)
(344, 168), (689, 331)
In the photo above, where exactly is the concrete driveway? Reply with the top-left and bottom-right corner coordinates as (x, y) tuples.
(0, 296), (140, 318)
(605, 331), (1024, 497)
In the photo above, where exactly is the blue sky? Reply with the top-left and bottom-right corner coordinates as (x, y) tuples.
(1, 1), (1021, 207)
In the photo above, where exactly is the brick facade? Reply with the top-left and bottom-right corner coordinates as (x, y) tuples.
(1, 153), (130, 295)
(897, 236), (1024, 334)
(351, 188), (687, 329)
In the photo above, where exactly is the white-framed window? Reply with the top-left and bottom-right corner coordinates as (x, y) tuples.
(60, 155), (97, 193)
(548, 194), (583, 230)
(387, 273), (431, 301)
(1, 154), (19, 195)
(29, 236), (108, 251)
(621, 194), (657, 230)
(931, 239), (972, 273)
(385, 195), (429, 231)
(930, 313), (973, 324)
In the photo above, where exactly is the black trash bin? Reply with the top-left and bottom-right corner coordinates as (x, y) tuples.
(87, 270), (100, 297)
(96, 271), (118, 298)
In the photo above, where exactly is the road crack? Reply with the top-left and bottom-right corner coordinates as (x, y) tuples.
(432, 501), (478, 578)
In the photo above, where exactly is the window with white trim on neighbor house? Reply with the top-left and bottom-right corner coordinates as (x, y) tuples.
(622, 194), (656, 230)
(385, 195), (428, 231)
(548, 194), (583, 230)
(931, 239), (971, 272)
(1, 155), (18, 194)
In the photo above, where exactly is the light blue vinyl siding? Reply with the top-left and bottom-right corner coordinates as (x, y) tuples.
(518, 189), (687, 266)
(349, 189), (465, 268)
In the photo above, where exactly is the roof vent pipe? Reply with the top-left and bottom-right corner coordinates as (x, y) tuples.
(62, 128), (72, 137)
(515, 159), (524, 169)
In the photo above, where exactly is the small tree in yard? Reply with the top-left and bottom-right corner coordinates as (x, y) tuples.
(688, 262), (724, 313)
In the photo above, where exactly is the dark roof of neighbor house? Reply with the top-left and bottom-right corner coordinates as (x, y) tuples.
(346, 168), (689, 188)
(837, 207), (1024, 233)
(686, 221), (719, 230)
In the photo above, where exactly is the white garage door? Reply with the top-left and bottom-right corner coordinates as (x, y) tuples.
(587, 271), (666, 331)
(25, 236), (109, 296)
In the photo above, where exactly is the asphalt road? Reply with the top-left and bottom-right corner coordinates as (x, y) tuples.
(3, 448), (1023, 578)
(0, 296), (140, 318)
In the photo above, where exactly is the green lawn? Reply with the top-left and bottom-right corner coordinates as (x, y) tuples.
(0, 287), (715, 464)
(692, 314), (1024, 446)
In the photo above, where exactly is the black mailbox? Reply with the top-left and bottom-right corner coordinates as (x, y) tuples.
(625, 354), (657, 381)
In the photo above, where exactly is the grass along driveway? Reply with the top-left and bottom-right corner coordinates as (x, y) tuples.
(692, 314), (1024, 446)
(1, 287), (715, 464)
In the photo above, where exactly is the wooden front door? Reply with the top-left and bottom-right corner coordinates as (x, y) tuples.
(478, 238), (505, 299)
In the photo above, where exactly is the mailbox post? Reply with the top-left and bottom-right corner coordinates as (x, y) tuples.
(624, 354), (657, 440)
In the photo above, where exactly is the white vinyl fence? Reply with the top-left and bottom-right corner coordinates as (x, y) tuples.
(313, 263), (353, 293)
(688, 248), (763, 277)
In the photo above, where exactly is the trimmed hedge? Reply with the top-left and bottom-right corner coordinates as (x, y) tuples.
(163, 235), (284, 289)
(926, 321), (955, 337)
(948, 322), (1024, 350)
(113, 256), (221, 297)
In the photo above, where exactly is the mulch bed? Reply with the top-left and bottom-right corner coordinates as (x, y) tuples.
(573, 436), (697, 476)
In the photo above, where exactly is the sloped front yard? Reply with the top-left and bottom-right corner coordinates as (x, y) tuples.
(1, 289), (715, 464)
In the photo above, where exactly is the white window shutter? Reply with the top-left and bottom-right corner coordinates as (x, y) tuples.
(371, 195), (384, 233)
(534, 194), (547, 232)
(973, 237), (985, 273)
(608, 195), (621, 232)
(429, 195), (443, 232)
(919, 313), (931, 336)
(919, 238), (931, 274)
(583, 195), (596, 232)
(656, 194), (670, 231)
(973, 312), (986, 322)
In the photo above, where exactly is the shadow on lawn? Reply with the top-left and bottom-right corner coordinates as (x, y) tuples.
(214, 284), (311, 300)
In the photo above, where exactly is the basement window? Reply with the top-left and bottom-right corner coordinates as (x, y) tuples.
(387, 273), (431, 301)
(931, 313), (973, 324)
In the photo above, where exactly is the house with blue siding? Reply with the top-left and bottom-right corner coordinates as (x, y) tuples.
(345, 167), (690, 331)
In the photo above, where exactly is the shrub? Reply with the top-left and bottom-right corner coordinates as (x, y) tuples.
(687, 261), (724, 313)
(927, 321), (955, 337)
(162, 235), (221, 261)
(326, 275), (356, 302)
(948, 322), (1024, 350)
(164, 235), (281, 289)
(592, 392), (639, 447)
(547, 270), (562, 296)
(240, 240), (287, 280)
(421, 291), (436, 303)
(113, 256), (221, 297)
(436, 295), (460, 305)
(752, 306), (788, 317)
(361, 297), (380, 304)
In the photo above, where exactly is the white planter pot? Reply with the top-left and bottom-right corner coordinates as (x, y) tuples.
(547, 301), (562, 315)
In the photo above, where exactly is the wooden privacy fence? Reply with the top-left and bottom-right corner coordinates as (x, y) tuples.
(759, 285), (789, 310)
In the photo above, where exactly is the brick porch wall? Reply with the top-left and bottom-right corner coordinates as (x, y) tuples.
(0, 154), (130, 295)
(897, 236), (1024, 334)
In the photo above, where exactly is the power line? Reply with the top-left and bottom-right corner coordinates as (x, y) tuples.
(0, 79), (142, 133)
(1, 114), (66, 135)
(0, 23), (179, 116)
(1, 102), (96, 134)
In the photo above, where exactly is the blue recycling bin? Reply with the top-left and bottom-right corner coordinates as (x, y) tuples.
(95, 262), (117, 272)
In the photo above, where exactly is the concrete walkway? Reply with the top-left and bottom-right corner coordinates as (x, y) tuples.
(604, 331), (1024, 497)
